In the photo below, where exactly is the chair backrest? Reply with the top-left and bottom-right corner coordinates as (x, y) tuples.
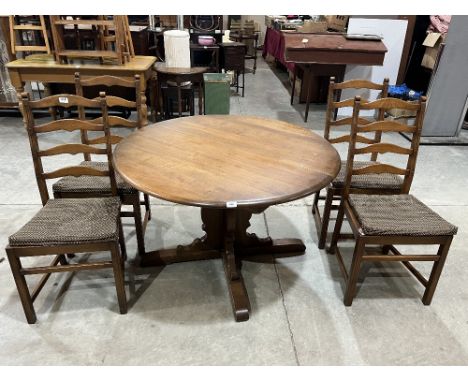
(341, 96), (427, 199)
(20, 92), (118, 206)
(75, 73), (146, 161)
(325, 77), (389, 162)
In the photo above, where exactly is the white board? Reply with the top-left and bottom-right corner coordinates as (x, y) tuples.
(338, 18), (408, 116)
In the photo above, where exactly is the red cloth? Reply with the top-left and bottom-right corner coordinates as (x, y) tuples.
(262, 27), (295, 72)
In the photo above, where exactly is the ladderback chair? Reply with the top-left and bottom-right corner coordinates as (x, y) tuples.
(312, 77), (392, 249)
(52, 73), (151, 256)
(328, 96), (457, 306)
(6, 92), (127, 323)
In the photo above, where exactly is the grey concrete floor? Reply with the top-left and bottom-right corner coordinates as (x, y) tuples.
(1, 58), (468, 365)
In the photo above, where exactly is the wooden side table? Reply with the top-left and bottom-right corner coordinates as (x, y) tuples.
(114, 115), (341, 321)
(6, 55), (156, 125)
(190, 43), (220, 72)
(219, 42), (247, 97)
(229, 32), (259, 74)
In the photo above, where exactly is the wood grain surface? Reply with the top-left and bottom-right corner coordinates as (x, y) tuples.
(283, 33), (387, 65)
(155, 63), (208, 75)
(114, 115), (341, 208)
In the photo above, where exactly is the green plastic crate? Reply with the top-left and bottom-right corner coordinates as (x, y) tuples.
(203, 73), (230, 115)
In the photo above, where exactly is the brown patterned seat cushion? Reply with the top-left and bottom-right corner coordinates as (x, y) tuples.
(9, 197), (121, 246)
(348, 194), (458, 236)
(52, 161), (137, 195)
(332, 160), (403, 189)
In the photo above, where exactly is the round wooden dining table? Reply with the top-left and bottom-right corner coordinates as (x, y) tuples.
(114, 115), (340, 321)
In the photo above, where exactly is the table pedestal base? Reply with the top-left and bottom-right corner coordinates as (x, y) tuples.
(139, 207), (306, 321)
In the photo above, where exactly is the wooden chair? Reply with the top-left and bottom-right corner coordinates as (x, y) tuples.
(9, 15), (51, 55)
(6, 92), (127, 324)
(312, 77), (391, 249)
(52, 73), (150, 256)
(328, 96), (457, 306)
(49, 16), (134, 65)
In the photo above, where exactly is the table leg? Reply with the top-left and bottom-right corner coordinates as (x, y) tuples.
(290, 67), (296, 105)
(304, 65), (312, 123)
(223, 209), (250, 321)
(198, 81), (203, 115)
(140, 206), (306, 321)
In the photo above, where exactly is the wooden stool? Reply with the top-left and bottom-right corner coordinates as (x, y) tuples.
(161, 84), (195, 118)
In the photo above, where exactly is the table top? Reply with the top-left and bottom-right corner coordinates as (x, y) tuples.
(283, 32), (387, 65)
(190, 43), (220, 50)
(6, 55), (156, 71)
(283, 32), (387, 53)
(114, 115), (340, 208)
(155, 63), (209, 75)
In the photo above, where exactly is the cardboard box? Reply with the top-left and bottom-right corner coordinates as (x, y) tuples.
(325, 16), (349, 32)
(159, 16), (177, 28)
(265, 15), (286, 27)
(387, 108), (417, 119)
(421, 32), (444, 70)
(297, 20), (328, 33)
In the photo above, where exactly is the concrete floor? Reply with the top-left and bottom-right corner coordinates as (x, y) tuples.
(1, 58), (468, 365)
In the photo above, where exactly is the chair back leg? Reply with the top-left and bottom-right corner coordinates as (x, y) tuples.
(132, 194), (146, 256)
(318, 188), (335, 249)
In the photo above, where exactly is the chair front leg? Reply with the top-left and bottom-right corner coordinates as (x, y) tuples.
(343, 238), (365, 306)
(422, 236), (453, 305)
(6, 249), (37, 324)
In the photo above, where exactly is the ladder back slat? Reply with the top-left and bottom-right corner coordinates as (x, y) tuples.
(333, 79), (386, 90)
(357, 120), (417, 133)
(38, 144), (107, 157)
(330, 134), (376, 145)
(330, 116), (372, 126)
(35, 119), (104, 133)
(352, 163), (408, 176)
(332, 99), (356, 109)
(29, 94), (101, 109)
(92, 115), (137, 128)
(360, 98), (421, 110)
(88, 135), (123, 145)
(105, 95), (136, 108)
(43, 166), (109, 179)
(354, 143), (413, 155)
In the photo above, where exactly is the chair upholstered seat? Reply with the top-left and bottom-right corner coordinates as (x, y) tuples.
(348, 194), (458, 236)
(9, 197), (121, 247)
(53, 161), (137, 195)
(332, 160), (403, 189)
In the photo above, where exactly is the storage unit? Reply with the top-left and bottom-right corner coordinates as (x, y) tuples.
(203, 73), (230, 114)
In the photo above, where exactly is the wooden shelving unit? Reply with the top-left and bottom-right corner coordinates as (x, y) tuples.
(49, 16), (134, 65)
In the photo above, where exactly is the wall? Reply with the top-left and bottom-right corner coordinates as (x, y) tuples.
(422, 15), (468, 137)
